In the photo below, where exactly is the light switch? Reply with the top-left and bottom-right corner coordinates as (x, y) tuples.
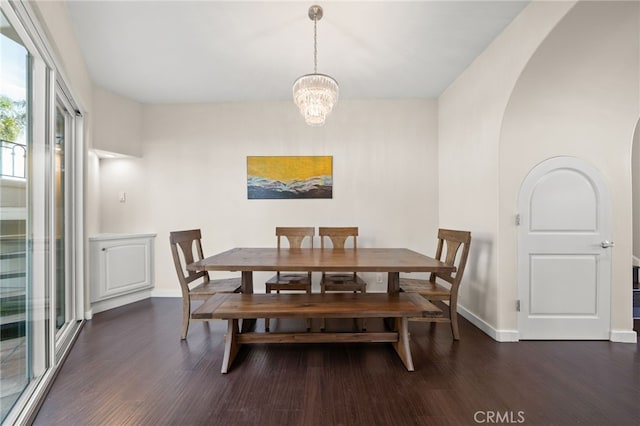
(119, 192), (126, 203)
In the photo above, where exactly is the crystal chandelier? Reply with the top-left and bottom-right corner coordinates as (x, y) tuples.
(293, 5), (339, 127)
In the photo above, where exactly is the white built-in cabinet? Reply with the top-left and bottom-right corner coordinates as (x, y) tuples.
(89, 233), (156, 315)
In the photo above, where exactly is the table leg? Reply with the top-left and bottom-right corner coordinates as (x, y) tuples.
(387, 272), (400, 294)
(383, 317), (396, 331)
(221, 319), (240, 374)
(240, 271), (256, 332)
(384, 272), (401, 330)
(391, 317), (414, 372)
(241, 271), (254, 294)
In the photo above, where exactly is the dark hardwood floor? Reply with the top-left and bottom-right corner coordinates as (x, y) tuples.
(34, 299), (640, 425)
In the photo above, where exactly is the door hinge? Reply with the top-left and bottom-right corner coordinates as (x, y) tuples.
(516, 300), (521, 312)
(515, 214), (521, 226)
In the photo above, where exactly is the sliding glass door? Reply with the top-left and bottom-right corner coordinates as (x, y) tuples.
(53, 92), (79, 354)
(55, 103), (67, 332)
(1, 9), (31, 421)
(1, 2), (83, 423)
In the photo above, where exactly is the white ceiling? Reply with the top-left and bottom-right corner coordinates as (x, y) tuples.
(65, 1), (529, 104)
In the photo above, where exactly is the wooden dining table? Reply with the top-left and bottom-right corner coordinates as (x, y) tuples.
(186, 247), (455, 294)
(187, 247), (455, 372)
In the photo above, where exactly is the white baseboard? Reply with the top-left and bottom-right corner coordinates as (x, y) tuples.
(457, 304), (519, 342)
(610, 329), (638, 343)
(90, 289), (153, 315)
(458, 305), (637, 343)
(151, 288), (181, 298)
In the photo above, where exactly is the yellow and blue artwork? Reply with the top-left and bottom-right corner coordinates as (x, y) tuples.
(247, 156), (333, 199)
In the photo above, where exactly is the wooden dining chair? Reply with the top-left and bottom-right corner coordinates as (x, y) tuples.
(399, 228), (471, 340)
(319, 226), (367, 330)
(265, 227), (315, 331)
(170, 229), (241, 340)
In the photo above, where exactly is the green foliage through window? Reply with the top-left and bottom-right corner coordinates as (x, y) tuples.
(0, 95), (26, 142)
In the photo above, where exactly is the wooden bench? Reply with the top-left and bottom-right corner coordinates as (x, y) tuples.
(192, 292), (442, 373)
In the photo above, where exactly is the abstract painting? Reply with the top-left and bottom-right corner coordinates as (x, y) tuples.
(247, 156), (333, 199)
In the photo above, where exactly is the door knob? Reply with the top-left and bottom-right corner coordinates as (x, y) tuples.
(601, 241), (615, 248)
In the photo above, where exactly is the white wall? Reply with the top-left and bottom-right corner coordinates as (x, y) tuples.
(92, 87), (143, 156)
(438, 1), (575, 337)
(499, 0), (639, 338)
(99, 99), (440, 294)
(441, 0), (638, 340)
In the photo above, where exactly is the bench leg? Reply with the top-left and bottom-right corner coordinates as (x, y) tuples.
(391, 317), (414, 372)
(221, 319), (240, 374)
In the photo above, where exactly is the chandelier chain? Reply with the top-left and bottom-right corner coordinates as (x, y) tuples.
(313, 14), (318, 74)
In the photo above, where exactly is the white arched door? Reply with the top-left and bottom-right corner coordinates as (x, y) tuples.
(518, 157), (612, 339)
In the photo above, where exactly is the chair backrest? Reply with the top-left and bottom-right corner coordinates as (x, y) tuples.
(318, 227), (358, 249)
(319, 227), (359, 279)
(431, 229), (471, 293)
(276, 227), (315, 249)
(275, 227), (314, 278)
(169, 229), (209, 297)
